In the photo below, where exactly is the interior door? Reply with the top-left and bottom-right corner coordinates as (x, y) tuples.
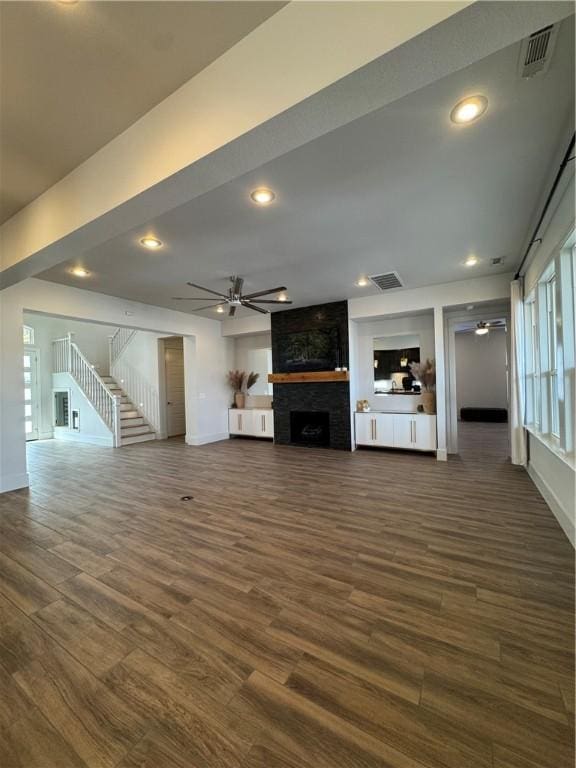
(164, 338), (186, 437)
(23, 349), (40, 441)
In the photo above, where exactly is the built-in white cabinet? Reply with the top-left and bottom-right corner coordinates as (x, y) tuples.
(355, 413), (394, 447)
(252, 409), (274, 438)
(229, 409), (274, 440)
(355, 412), (436, 452)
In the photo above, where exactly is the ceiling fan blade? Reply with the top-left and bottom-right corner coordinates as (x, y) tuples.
(242, 286), (287, 300)
(232, 275), (244, 295)
(229, 305), (237, 317)
(191, 302), (227, 311)
(172, 296), (226, 300)
(242, 301), (268, 314)
(186, 281), (228, 299)
(246, 299), (293, 304)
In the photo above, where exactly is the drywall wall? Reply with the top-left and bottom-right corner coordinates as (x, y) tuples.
(52, 372), (113, 446)
(528, 435), (575, 546)
(455, 328), (508, 414)
(521, 176), (575, 546)
(0, 278), (233, 493)
(233, 332), (273, 395)
(22, 313), (117, 439)
(351, 314), (434, 410)
(112, 331), (166, 435)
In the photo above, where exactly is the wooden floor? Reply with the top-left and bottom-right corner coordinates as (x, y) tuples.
(0, 424), (573, 767)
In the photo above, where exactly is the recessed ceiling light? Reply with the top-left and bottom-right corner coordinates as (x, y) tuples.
(216, 306), (225, 313)
(277, 293), (288, 302)
(70, 267), (90, 277)
(58, 0), (79, 5)
(356, 276), (369, 287)
(450, 95), (488, 124)
(464, 255), (479, 267)
(250, 188), (275, 205)
(140, 236), (163, 249)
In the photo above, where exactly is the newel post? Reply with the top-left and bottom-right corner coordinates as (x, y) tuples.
(113, 395), (122, 447)
(66, 332), (74, 372)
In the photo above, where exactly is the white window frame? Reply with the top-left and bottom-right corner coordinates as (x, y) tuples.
(523, 232), (575, 465)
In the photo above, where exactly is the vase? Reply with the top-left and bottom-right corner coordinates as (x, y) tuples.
(235, 392), (246, 409)
(421, 391), (436, 415)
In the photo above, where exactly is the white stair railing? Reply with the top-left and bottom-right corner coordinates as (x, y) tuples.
(109, 327), (136, 368)
(112, 358), (160, 433)
(52, 333), (122, 446)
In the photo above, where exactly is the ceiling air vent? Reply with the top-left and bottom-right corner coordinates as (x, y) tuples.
(369, 271), (403, 291)
(518, 24), (558, 78)
(491, 256), (504, 266)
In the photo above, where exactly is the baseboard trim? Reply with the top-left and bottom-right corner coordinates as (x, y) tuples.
(436, 448), (448, 462)
(186, 432), (230, 446)
(527, 462), (575, 547)
(54, 432), (114, 447)
(0, 472), (30, 494)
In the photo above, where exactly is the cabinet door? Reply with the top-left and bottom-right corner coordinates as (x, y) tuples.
(230, 409), (252, 435)
(261, 410), (274, 438)
(252, 410), (273, 438)
(412, 416), (436, 451)
(355, 413), (376, 445)
(373, 414), (394, 447)
(393, 414), (414, 449)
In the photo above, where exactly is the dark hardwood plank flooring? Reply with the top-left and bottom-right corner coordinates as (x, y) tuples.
(0, 423), (572, 767)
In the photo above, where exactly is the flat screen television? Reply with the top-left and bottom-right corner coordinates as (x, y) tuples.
(276, 327), (341, 372)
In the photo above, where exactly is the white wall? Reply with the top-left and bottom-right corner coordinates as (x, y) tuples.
(521, 170), (575, 546)
(112, 331), (166, 436)
(52, 372), (113, 446)
(455, 328), (508, 414)
(232, 332), (273, 396)
(22, 313), (117, 439)
(351, 313), (434, 411)
(0, 278), (233, 493)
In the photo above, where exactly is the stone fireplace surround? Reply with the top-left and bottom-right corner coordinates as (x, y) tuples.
(271, 301), (352, 451)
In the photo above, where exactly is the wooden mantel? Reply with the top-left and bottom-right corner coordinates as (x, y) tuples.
(268, 371), (350, 384)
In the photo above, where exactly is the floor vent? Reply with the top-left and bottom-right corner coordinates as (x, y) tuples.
(518, 25), (558, 78)
(369, 271), (403, 291)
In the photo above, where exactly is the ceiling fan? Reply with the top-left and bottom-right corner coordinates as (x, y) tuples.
(474, 320), (506, 336)
(172, 275), (292, 317)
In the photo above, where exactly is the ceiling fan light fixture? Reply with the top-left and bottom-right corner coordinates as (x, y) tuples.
(250, 188), (275, 205)
(356, 275), (369, 287)
(277, 292), (288, 302)
(475, 322), (489, 336)
(216, 306), (225, 313)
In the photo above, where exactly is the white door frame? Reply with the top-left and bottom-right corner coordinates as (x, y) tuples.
(23, 346), (41, 441)
(444, 302), (511, 454)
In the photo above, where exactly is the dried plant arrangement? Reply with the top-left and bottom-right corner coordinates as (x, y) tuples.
(246, 371), (260, 391)
(227, 370), (246, 394)
(409, 359), (436, 392)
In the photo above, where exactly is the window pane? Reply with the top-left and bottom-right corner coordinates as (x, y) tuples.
(25, 420), (32, 434)
(23, 326), (34, 345)
(24, 388), (31, 401)
(23, 371), (31, 385)
(25, 404), (32, 417)
(23, 355), (31, 368)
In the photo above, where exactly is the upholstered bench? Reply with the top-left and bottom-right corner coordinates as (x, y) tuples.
(460, 407), (508, 423)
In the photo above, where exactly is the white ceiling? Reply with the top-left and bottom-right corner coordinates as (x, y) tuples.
(38, 15), (575, 319)
(0, 0), (284, 224)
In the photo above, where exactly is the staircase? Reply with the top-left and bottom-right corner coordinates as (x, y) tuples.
(101, 376), (156, 445)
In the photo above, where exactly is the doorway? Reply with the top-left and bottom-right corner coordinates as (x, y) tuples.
(163, 337), (186, 437)
(453, 320), (510, 462)
(23, 348), (40, 441)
